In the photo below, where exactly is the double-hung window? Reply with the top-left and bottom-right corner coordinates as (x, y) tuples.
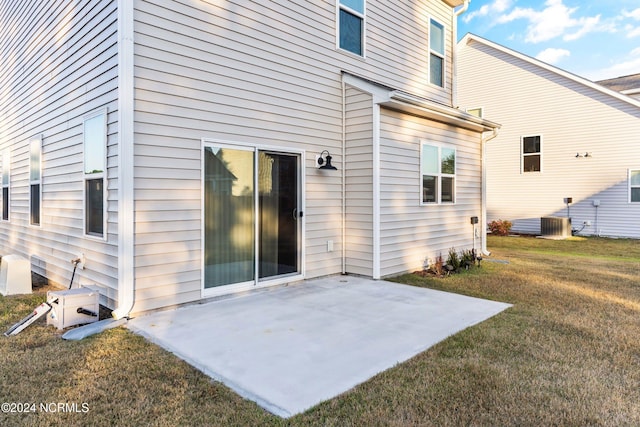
(421, 142), (456, 204)
(30, 138), (42, 226)
(429, 19), (445, 87)
(338, 0), (365, 56)
(522, 135), (542, 173)
(630, 170), (640, 202)
(84, 112), (106, 238)
(2, 150), (9, 221)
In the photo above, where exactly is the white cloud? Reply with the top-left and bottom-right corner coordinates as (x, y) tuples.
(496, 0), (602, 43)
(623, 8), (640, 21)
(536, 48), (571, 65)
(584, 48), (640, 80)
(463, 0), (512, 24)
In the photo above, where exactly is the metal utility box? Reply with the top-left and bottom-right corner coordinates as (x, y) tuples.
(47, 288), (99, 330)
(0, 254), (32, 296)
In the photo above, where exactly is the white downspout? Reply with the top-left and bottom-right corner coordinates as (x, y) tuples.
(112, 0), (135, 320)
(452, 0), (470, 107)
(341, 79), (347, 275)
(481, 128), (499, 256)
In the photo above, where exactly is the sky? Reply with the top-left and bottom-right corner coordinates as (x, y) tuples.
(457, 0), (640, 81)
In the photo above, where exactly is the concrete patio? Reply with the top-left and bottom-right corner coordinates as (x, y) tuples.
(128, 275), (511, 418)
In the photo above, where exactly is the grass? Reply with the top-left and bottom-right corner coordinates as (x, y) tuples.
(1, 235), (639, 426)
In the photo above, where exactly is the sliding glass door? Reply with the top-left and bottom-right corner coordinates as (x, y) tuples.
(204, 145), (301, 290)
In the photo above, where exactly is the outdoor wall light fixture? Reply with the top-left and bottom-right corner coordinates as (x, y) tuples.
(575, 152), (592, 158)
(317, 150), (337, 170)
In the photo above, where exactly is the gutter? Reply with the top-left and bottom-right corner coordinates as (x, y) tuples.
(113, 0), (135, 320)
(481, 127), (499, 256)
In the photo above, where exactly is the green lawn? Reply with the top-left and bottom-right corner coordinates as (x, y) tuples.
(1, 235), (639, 426)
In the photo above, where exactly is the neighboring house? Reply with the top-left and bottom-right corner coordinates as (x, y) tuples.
(597, 73), (640, 101)
(0, 1), (497, 316)
(457, 34), (640, 238)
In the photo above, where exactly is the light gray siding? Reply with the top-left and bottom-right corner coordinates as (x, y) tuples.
(131, 0), (462, 312)
(457, 37), (640, 238)
(0, 0), (119, 303)
(345, 86), (374, 276)
(379, 109), (482, 277)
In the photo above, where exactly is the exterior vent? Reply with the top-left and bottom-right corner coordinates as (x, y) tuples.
(0, 254), (32, 296)
(541, 217), (571, 237)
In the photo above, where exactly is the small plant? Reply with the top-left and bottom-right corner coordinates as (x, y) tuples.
(488, 219), (513, 236)
(461, 249), (476, 269)
(428, 253), (446, 276)
(446, 247), (461, 272)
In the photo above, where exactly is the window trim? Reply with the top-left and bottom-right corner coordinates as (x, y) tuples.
(336, 0), (366, 57)
(521, 134), (543, 174)
(420, 141), (457, 205)
(29, 137), (42, 227)
(428, 17), (446, 89)
(83, 109), (108, 240)
(629, 169), (640, 203)
(1, 149), (10, 222)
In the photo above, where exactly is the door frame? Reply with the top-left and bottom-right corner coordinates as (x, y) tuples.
(200, 138), (305, 299)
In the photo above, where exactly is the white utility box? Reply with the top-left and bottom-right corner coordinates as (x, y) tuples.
(47, 288), (99, 330)
(0, 254), (32, 296)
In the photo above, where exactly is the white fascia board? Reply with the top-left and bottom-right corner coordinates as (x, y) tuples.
(459, 33), (640, 110)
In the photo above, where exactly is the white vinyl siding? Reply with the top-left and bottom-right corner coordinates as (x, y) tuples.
(345, 86), (374, 276)
(458, 36), (640, 238)
(379, 109), (481, 278)
(0, 0), (119, 305)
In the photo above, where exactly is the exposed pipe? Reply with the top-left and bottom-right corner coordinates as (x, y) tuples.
(481, 127), (499, 256)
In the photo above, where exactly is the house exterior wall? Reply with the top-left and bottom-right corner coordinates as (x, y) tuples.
(457, 37), (640, 238)
(379, 109), (482, 276)
(130, 0), (465, 313)
(345, 86), (374, 276)
(0, 0), (119, 304)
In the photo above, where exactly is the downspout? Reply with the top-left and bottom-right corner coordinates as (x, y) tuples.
(452, 0), (470, 107)
(481, 127), (499, 256)
(112, 0), (135, 320)
(341, 78), (346, 274)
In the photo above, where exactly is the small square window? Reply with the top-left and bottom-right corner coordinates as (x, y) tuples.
(630, 170), (640, 202)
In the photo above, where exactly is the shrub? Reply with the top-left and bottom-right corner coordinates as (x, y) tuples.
(488, 219), (513, 236)
(446, 247), (461, 272)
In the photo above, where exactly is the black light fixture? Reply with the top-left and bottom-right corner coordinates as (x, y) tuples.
(317, 150), (337, 170)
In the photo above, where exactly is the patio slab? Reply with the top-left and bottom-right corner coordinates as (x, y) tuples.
(127, 275), (511, 418)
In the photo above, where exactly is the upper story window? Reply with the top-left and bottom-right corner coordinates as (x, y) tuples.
(338, 0), (365, 56)
(429, 19), (445, 87)
(421, 142), (456, 204)
(522, 135), (542, 173)
(29, 138), (42, 226)
(630, 170), (640, 202)
(1, 150), (9, 221)
(84, 111), (107, 238)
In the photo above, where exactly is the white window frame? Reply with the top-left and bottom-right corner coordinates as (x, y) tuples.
(29, 137), (42, 226)
(429, 17), (446, 89)
(83, 110), (108, 240)
(337, 0), (366, 57)
(1, 149), (10, 222)
(629, 169), (640, 203)
(521, 134), (543, 173)
(420, 141), (457, 205)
